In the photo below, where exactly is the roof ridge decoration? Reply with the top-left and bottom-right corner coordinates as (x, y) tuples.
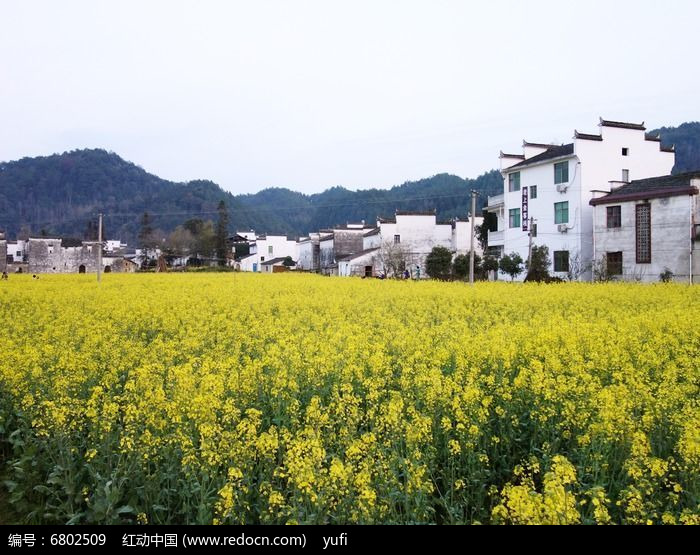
(599, 118), (646, 131)
(506, 143), (575, 170)
(499, 150), (525, 159)
(395, 209), (436, 216)
(522, 140), (562, 148)
(574, 130), (603, 141)
(589, 171), (700, 205)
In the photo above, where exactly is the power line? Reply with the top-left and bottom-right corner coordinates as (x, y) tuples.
(2, 190), (493, 230)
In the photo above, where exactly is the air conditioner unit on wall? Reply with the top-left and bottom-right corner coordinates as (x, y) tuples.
(557, 224), (568, 233)
(556, 184), (568, 193)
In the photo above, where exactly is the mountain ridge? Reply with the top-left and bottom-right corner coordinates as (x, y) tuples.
(1, 121), (698, 242)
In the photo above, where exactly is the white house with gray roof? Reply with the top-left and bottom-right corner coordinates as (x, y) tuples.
(485, 118), (675, 280)
(590, 172), (700, 282)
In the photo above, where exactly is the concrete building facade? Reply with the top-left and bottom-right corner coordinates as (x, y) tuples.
(27, 238), (101, 274)
(485, 119), (675, 281)
(590, 172), (700, 282)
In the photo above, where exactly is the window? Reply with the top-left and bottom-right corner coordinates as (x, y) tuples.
(622, 169), (629, 182)
(508, 172), (521, 192)
(606, 205), (621, 228)
(636, 203), (651, 263)
(394, 234), (401, 244)
(268, 245), (273, 255)
(554, 201), (569, 224)
(260, 256), (265, 262)
(622, 147), (629, 156)
(554, 251), (569, 272)
(607, 252), (623, 275)
(530, 185), (537, 199)
(509, 208), (521, 228)
(554, 161), (569, 184)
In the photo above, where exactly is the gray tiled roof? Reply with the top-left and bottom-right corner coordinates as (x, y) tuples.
(590, 171), (700, 205)
(337, 248), (379, 262)
(506, 143), (574, 170)
(260, 257), (291, 266)
(395, 210), (436, 216)
(575, 131), (603, 141)
(600, 119), (646, 131)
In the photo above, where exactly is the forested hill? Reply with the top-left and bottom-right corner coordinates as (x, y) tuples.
(0, 150), (501, 242)
(649, 121), (700, 174)
(1, 121), (698, 242)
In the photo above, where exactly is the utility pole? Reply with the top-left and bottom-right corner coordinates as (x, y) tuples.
(469, 190), (477, 285)
(97, 213), (103, 284)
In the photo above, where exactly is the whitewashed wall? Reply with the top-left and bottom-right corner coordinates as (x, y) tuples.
(593, 193), (699, 282)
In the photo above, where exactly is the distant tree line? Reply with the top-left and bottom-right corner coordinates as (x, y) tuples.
(138, 200), (231, 267)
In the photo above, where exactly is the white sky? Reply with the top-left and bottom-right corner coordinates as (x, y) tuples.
(2, 0), (698, 194)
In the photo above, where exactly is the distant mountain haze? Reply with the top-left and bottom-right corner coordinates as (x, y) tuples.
(1, 122), (698, 243)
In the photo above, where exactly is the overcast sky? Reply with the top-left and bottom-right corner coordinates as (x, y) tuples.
(2, 0), (698, 194)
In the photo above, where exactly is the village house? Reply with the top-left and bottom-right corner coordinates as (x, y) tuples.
(232, 233), (297, 272)
(485, 118), (675, 281)
(102, 255), (139, 273)
(296, 232), (321, 272)
(319, 232), (335, 274)
(27, 237), (102, 273)
(234, 210), (480, 278)
(0, 233), (6, 273)
(104, 240), (128, 254)
(260, 257), (296, 273)
(337, 211), (479, 278)
(0, 235), (138, 274)
(5, 239), (27, 264)
(590, 172), (700, 282)
(315, 223), (377, 275)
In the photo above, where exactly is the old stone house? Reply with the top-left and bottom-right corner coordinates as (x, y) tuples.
(590, 171), (700, 282)
(27, 238), (101, 274)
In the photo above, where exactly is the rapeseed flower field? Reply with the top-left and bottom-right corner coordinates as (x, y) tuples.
(0, 273), (698, 524)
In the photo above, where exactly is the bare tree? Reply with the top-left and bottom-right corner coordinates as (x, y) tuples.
(167, 226), (196, 257)
(592, 255), (613, 282)
(565, 250), (590, 282)
(377, 239), (414, 278)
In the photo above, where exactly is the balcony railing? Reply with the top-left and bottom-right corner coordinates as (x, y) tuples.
(486, 194), (504, 208)
(488, 230), (504, 245)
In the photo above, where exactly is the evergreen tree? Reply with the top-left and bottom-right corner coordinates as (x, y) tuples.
(426, 246), (453, 280)
(138, 212), (154, 248)
(499, 252), (524, 281)
(525, 245), (551, 282)
(453, 254), (470, 280)
(476, 212), (497, 252)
